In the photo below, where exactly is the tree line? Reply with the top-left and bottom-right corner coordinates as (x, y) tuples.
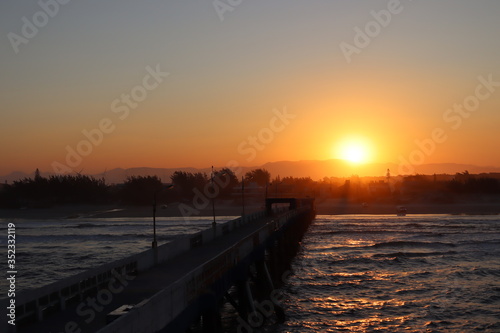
(0, 168), (273, 208)
(1, 169), (498, 209)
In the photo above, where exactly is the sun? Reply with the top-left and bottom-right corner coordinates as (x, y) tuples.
(335, 138), (372, 164)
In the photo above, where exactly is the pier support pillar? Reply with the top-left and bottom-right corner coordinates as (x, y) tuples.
(236, 279), (256, 321)
(256, 260), (286, 323)
(244, 280), (256, 315)
(201, 293), (222, 333)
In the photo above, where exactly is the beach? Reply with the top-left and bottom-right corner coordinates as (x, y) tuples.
(1, 198), (499, 221)
(0, 201), (262, 220)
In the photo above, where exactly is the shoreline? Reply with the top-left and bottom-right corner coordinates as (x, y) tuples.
(316, 202), (500, 216)
(0, 200), (498, 220)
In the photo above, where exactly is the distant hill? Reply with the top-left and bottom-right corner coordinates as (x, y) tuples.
(2, 160), (500, 184)
(260, 160), (500, 179)
(0, 171), (32, 184)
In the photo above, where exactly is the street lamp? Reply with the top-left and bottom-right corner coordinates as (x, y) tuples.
(241, 176), (245, 217)
(242, 174), (256, 216)
(211, 167), (228, 229)
(152, 192), (157, 249)
(152, 184), (173, 249)
(271, 178), (283, 198)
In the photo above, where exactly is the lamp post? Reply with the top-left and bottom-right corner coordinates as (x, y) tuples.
(211, 166), (216, 229)
(152, 184), (173, 249)
(272, 177), (283, 198)
(152, 191), (157, 248)
(242, 174), (255, 216)
(211, 167), (228, 229)
(241, 176), (245, 217)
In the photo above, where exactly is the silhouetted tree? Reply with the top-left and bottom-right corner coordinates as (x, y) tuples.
(0, 183), (18, 208)
(244, 169), (271, 186)
(47, 174), (107, 203)
(121, 176), (163, 205)
(7, 173), (108, 206)
(281, 176), (317, 197)
(170, 171), (209, 200)
(214, 168), (239, 197)
(447, 173), (500, 194)
(34, 168), (42, 181)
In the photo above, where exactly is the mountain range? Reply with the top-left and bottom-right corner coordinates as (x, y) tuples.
(2, 160), (500, 184)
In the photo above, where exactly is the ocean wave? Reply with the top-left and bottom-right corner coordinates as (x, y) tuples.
(372, 251), (458, 258)
(325, 230), (402, 235)
(459, 239), (500, 246)
(60, 222), (212, 230)
(17, 231), (187, 241)
(469, 267), (500, 277)
(68, 223), (106, 228)
(372, 241), (456, 249)
(404, 223), (425, 227)
(65, 223), (156, 229)
(316, 256), (376, 266)
(318, 255), (403, 267)
(76, 254), (95, 261)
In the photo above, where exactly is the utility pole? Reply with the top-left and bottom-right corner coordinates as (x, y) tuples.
(211, 166), (216, 229)
(152, 192), (157, 249)
(241, 176), (245, 217)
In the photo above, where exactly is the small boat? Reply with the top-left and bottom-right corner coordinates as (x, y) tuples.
(396, 206), (407, 216)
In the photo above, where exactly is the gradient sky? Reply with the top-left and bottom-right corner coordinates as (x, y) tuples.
(1, 0), (499, 176)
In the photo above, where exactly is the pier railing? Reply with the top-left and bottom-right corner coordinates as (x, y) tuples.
(97, 207), (308, 333)
(4, 209), (271, 329)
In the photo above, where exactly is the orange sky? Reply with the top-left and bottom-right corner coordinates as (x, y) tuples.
(1, 1), (499, 176)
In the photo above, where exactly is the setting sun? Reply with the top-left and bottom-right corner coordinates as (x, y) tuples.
(335, 137), (372, 164)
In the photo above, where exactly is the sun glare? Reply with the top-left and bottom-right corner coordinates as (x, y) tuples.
(335, 138), (372, 164)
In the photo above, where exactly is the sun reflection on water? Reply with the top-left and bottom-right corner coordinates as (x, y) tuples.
(278, 216), (500, 332)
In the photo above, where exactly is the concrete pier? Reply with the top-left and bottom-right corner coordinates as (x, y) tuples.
(2, 198), (315, 333)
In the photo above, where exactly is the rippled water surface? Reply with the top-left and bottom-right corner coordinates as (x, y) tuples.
(0, 216), (235, 293)
(277, 215), (500, 332)
(1, 215), (499, 332)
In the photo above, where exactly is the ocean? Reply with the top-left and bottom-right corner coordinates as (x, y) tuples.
(1, 215), (499, 332)
(0, 216), (235, 293)
(277, 215), (500, 332)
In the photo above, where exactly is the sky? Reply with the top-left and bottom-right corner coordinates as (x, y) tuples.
(1, 0), (499, 176)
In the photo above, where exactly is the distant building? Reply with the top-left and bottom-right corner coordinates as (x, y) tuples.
(232, 182), (263, 198)
(368, 180), (391, 196)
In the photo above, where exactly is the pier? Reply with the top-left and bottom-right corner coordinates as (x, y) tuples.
(3, 198), (315, 333)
